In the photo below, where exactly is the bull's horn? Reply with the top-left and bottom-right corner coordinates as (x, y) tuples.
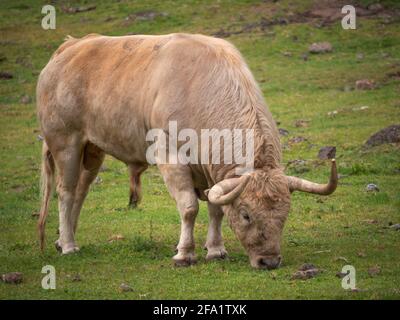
(287, 159), (338, 195)
(206, 175), (251, 205)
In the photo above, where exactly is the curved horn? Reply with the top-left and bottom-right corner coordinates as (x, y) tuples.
(287, 159), (338, 195)
(206, 175), (251, 205)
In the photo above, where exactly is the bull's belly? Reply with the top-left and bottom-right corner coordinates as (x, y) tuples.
(86, 125), (148, 165)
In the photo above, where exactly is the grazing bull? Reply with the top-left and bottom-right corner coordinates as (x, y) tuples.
(37, 33), (337, 269)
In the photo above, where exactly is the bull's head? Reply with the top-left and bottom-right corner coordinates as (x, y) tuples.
(206, 159), (337, 269)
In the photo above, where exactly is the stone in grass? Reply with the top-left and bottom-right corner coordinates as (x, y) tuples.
(0, 71), (13, 79)
(20, 94), (31, 104)
(309, 42), (332, 54)
(318, 146), (336, 160)
(365, 125), (400, 147)
(67, 274), (82, 282)
(389, 223), (400, 231)
(119, 283), (133, 292)
(291, 263), (320, 280)
(278, 128), (289, 136)
(2, 272), (23, 284)
(355, 79), (375, 90)
(366, 183), (379, 192)
(368, 265), (381, 277)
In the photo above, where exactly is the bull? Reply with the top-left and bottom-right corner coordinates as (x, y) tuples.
(37, 33), (337, 269)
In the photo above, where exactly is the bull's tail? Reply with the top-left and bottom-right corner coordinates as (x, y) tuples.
(38, 141), (55, 251)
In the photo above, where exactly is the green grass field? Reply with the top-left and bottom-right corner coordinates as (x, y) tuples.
(0, 0), (399, 299)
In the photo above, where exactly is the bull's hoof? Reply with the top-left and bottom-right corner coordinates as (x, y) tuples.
(128, 200), (138, 209)
(55, 240), (62, 252)
(173, 253), (197, 267)
(55, 240), (80, 255)
(206, 247), (228, 261)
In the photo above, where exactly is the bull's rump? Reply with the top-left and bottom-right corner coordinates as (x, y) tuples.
(36, 33), (259, 165)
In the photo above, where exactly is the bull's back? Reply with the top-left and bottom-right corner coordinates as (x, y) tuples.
(37, 33), (249, 163)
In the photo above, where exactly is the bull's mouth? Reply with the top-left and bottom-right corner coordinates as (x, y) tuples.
(250, 255), (282, 270)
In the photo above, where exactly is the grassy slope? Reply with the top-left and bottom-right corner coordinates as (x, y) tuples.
(0, 0), (399, 299)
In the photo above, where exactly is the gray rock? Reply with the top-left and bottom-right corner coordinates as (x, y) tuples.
(318, 146), (336, 159)
(119, 283), (133, 292)
(355, 79), (375, 90)
(2, 272), (23, 284)
(390, 223), (400, 231)
(309, 42), (332, 54)
(365, 125), (400, 147)
(20, 94), (31, 104)
(278, 128), (289, 136)
(366, 183), (379, 192)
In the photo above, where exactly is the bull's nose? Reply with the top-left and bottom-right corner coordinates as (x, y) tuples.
(257, 255), (281, 270)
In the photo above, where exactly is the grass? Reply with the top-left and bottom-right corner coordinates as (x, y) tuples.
(0, 0), (399, 299)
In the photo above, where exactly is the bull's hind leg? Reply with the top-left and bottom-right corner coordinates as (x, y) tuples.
(128, 163), (148, 208)
(51, 137), (83, 254)
(205, 202), (228, 261)
(158, 164), (199, 266)
(71, 143), (105, 235)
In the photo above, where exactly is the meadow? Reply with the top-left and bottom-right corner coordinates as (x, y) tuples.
(0, 0), (399, 299)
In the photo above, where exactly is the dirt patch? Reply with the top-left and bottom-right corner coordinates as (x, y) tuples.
(365, 125), (400, 147)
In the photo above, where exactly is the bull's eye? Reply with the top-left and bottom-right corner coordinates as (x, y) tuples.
(240, 210), (250, 223)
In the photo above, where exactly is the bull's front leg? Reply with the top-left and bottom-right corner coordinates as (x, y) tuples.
(158, 164), (199, 266)
(205, 202), (228, 260)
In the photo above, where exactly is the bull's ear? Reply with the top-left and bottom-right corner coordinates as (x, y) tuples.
(207, 175), (251, 205)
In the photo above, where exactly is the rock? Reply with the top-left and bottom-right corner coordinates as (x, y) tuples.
(357, 251), (366, 258)
(0, 71), (13, 79)
(278, 128), (289, 136)
(366, 183), (379, 192)
(62, 5), (96, 14)
(309, 42), (332, 54)
(126, 10), (168, 23)
(119, 283), (133, 292)
(67, 274), (82, 282)
(367, 3), (384, 11)
(291, 264), (320, 280)
(289, 136), (307, 144)
(318, 146), (336, 159)
(294, 119), (310, 128)
(301, 53), (308, 61)
(286, 159), (309, 174)
(282, 51), (292, 57)
(2, 272), (23, 284)
(19, 94), (31, 104)
(355, 79), (375, 90)
(356, 53), (364, 60)
(368, 265), (381, 276)
(390, 223), (400, 231)
(365, 125), (400, 147)
(327, 110), (338, 117)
